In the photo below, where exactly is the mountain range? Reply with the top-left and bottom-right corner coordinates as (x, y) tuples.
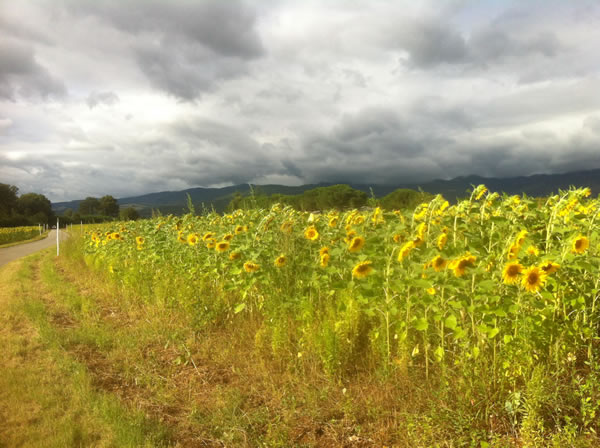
(51, 168), (600, 216)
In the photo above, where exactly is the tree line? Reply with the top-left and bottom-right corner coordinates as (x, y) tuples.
(226, 184), (434, 212)
(0, 183), (140, 227)
(0, 183), (55, 227)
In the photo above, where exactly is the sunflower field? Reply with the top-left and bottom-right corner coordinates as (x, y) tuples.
(80, 185), (600, 440)
(0, 225), (41, 245)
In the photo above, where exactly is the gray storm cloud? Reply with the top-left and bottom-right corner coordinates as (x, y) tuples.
(0, 0), (599, 201)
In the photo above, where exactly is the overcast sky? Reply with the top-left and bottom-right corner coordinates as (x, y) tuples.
(1, 0), (600, 202)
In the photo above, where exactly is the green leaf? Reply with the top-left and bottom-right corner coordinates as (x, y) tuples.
(503, 334), (513, 344)
(478, 279), (496, 292)
(444, 314), (458, 330)
(488, 327), (500, 339)
(434, 346), (444, 362)
(412, 279), (432, 289)
(414, 318), (429, 331)
(234, 303), (246, 314)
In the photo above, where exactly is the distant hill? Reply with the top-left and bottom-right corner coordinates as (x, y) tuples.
(52, 168), (600, 216)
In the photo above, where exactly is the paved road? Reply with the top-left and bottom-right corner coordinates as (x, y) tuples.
(0, 230), (68, 268)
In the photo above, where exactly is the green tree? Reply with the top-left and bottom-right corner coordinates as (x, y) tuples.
(0, 183), (19, 217)
(79, 197), (100, 215)
(120, 207), (140, 221)
(17, 193), (54, 224)
(379, 189), (434, 210)
(99, 195), (119, 217)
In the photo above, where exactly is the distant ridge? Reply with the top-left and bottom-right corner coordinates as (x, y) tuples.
(52, 168), (600, 216)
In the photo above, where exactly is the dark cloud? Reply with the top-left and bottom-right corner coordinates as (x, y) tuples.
(67, 0), (264, 100)
(387, 14), (563, 74)
(86, 91), (119, 109)
(0, 40), (66, 101)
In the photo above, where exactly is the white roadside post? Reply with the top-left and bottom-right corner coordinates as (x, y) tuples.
(56, 218), (60, 256)
(39, 223), (41, 235)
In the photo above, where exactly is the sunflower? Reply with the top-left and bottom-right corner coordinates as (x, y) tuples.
(450, 254), (476, 277)
(393, 234), (404, 243)
(177, 232), (187, 244)
(229, 252), (241, 261)
(572, 235), (589, 254)
(274, 255), (287, 267)
(502, 261), (523, 285)
(320, 253), (330, 267)
(398, 241), (415, 262)
(215, 241), (230, 252)
(206, 238), (216, 249)
(223, 233), (234, 241)
(348, 236), (365, 252)
(234, 225), (245, 235)
(328, 217), (339, 228)
(475, 187), (488, 200)
(319, 246), (330, 257)
(522, 266), (546, 293)
(135, 236), (145, 245)
(430, 255), (447, 272)
(540, 261), (560, 274)
(515, 230), (528, 247)
(110, 232), (121, 240)
(507, 243), (520, 260)
(353, 215), (365, 225)
(304, 226), (319, 241)
(352, 260), (373, 279)
(437, 233), (448, 250)
(203, 232), (215, 241)
(412, 237), (424, 247)
(416, 223), (427, 240)
(526, 245), (539, 256)
(187, 233), (199, 246)
(280, 221), (293, 234)
(243, 261), (260, 273)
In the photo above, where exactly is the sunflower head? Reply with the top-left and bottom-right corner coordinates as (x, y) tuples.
(223, 233), (234, 241)
(431, 255), (447, 272)
(202, 232), (215, 241)
(522, 266), (546, 293)
(320, 253), (330, 267)
(352, 261), (373, 279)
(136, 236), (145, 245)
(187, 234), (199, 246)
(437, 233), (448, 250)
(206, 238), (216, 249)
(229, 251), (241, 261)
(234, 225), (245, 235)
(398, 241), (415, 262)
(451, 254), (476, 277)
(304, 226), (319, 241)
(215, 241), (230, 252)
(319, 246), (330, 257)
(280, 221), (293, 234)
(274, 255), (287, 267)
(348, 236), (365, 252)
(526, 245), (539, 256)
(540, 261), (560, 274)
(243, 261), (260, 273)
(572, 235), (589, 254)
(502, 261), (524, 285)
(328, 217), (339, 228)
